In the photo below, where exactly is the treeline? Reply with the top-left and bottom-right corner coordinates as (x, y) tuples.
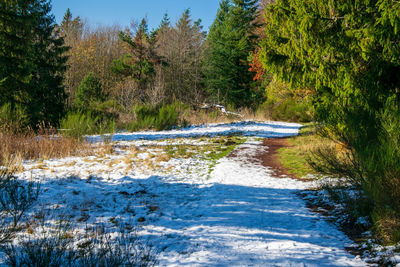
(0, 0), (313, 134)
(260, 0), (400, 243)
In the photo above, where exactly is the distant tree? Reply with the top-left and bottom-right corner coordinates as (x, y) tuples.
(74, 72), (105, 111)
(203, 0), (260, 107)
(155, 9), (206, 104)
(58, 10), (125, 107)
(111, 18), (159, 103)
(0, 0), (68, 128)
(59, 8), (83, 41)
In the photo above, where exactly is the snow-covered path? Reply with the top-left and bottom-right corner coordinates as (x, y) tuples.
(143, 139), (365, 266)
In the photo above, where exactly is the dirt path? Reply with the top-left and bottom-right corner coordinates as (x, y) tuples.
(152, 138), (366, 266)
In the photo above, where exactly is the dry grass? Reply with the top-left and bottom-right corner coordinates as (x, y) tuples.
(374, 212), (400, 244)
(276, 123), (335, 178)
(0, 128), (90, 166)
(239, 107), (272, 121)
(183, 107), (272, 126)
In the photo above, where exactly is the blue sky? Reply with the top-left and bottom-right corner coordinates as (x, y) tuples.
(51, 0), (221, 31)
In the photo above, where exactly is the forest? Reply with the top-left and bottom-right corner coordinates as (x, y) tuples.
(0, 0), (399, 265)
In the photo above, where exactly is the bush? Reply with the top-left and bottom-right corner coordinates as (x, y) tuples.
(129, 102), (188, 131)
(0, 166), (39, 243)
(308, 102), (400, 243)
(60, 112), (116, 139)
(0, 103), (28, 133)
(257, 78), (314, 123)
(1, 223), (158, 267)
(74, 73), (105, 112)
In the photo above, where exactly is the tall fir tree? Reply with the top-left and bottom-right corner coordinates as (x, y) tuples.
(59, 8), (83, 41)
(0, 0), (35, 107)
(203, 0), (259, 107)
(0, 0), (68, 128)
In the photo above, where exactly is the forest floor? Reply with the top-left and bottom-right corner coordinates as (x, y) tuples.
(6, 121), (399, 266)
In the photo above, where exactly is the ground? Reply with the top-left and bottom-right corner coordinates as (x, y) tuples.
(4, 121), (385, 266)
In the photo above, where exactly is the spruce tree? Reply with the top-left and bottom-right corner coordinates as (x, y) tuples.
(204, 0), (259, 107)
(0, 0), (68, 128)
(0, 0), (35, 107)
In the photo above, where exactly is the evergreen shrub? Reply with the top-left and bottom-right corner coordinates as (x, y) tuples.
(130, 102), (189, 131)
(0, 103), (28, 133)
(60, 112), (116, 139)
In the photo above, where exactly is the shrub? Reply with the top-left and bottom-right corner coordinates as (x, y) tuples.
(1, 223), (158, 267)
(129, 102), (188, 131)
(0, 103), (28, 133)
(0, 166), (39, 243)
(257, 78), (313, 123)
(155, 105), (180, 131)
(60, 112), (116, 139)
(308, 102), (400, 243)
(74, 73), (105, 112)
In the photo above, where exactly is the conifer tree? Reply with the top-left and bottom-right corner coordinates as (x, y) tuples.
(112, 18), (158, 103)
(59, 8), (83, 41)
(0, 0), (68, 128)
(74, 72), (105, 111)
(157, 9), (206, 104)
(204, 0), (259, 107)
(260, 0), (400, 223)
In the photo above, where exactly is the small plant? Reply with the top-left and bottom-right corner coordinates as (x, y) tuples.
(0, 103), (28, 133)
(0, 166), (40, 243)
(1, 221), (158, 267)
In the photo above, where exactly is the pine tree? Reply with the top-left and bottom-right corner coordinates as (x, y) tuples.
(204, 0), (259, 107)
(0, 0), (68, 128)
(112, 18), (158, 103)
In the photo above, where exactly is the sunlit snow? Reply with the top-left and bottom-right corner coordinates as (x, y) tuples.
(13, 121), (367, 266)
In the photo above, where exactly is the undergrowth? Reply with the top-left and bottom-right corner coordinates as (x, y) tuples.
(0, 128), (89, 166)
(129, 102), (189, 131)
(60, 112), (116, 139)
(280, 122), (400, 245)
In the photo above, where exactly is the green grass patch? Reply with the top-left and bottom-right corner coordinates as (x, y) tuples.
(161, 135), (246, 179)
(276, 123), (322, 179)
(203, 136), (247, 179)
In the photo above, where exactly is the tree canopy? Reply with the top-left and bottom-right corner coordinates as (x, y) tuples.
(0, 0), (68, 128)
(204, 0), (260, 107)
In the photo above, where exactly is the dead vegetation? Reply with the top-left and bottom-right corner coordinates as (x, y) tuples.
(0, 128), (90, 166)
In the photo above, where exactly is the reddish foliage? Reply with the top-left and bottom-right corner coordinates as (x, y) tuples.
(249, 50), (265, 81)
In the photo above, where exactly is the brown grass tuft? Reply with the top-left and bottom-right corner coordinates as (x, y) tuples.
(0, 128), (90, 165)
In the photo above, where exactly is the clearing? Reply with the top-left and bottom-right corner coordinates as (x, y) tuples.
(13, 121), (365, 266)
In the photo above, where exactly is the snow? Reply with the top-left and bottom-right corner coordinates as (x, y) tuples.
(11, 121), (368, 266)
(87, 120), (302, 142)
